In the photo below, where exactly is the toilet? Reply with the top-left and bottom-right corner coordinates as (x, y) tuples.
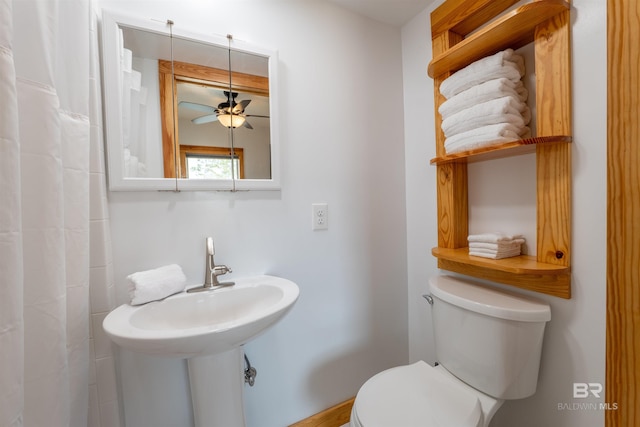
(350, 275), (551, 427)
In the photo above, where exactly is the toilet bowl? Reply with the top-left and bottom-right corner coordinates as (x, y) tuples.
(350, 361), (502, 427)
(350, 275), (551, 427)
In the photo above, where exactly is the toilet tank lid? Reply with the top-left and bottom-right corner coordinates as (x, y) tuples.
(429, 275), (551, 322)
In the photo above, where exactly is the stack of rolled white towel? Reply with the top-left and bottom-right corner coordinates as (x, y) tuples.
(468, 233), (525, 260)
(439, 49), (531, 154)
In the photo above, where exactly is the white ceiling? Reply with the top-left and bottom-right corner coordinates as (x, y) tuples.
(327, 0), (434, 26)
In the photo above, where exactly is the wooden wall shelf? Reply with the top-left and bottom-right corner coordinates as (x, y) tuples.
(429, 0), (572, 298)
(430, 135), (572, 165)
(428, 0), (571, 78)
(432, 248), (571, 298)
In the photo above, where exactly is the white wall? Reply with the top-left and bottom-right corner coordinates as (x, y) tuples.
(402, 1), (607, 426)
(100, 0), (408, 426)
(401, 7), (438, 366)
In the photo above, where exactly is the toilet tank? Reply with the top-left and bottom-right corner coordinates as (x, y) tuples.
(429, 275), (551, 400)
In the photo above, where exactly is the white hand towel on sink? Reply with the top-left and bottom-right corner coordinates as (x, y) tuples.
(127, 264), (187, 305)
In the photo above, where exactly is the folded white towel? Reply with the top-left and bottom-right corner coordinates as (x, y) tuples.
(442, 95), (531, 138)
(468, 232), (524, 243)
(440, 49), (525, 99)
(473, 247), (521, 254)
(447, 129), (532, 151)
(469, 248), (522, 259)
(444, 123), (529, 154)
(128, 264), (187, 305)
(445, 137), (518, 155)
(469, 242), (523, 258)
(469, 239), (525, 251)
(439, 78), (528, 119)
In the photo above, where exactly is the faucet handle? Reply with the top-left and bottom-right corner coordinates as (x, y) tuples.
(206, 237), (215, 256)
(213, 265), (232, 275)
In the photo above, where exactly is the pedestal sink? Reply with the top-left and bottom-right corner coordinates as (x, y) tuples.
(103, 275), (299, 427)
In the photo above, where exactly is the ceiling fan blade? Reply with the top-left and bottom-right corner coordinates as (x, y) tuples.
(179, 101), (216, 113)
(243, 120), (254, 130)
(192, 114), (218, 124)
(233, 99), (251, 114)
(244, 114), (270, 118)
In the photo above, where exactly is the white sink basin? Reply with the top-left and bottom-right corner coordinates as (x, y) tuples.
(103, 275), (299, 358)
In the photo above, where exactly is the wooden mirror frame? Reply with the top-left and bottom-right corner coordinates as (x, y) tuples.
(158, 60), (269, 179)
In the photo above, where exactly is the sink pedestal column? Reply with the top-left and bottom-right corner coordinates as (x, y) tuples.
(188, 347), (246, 427)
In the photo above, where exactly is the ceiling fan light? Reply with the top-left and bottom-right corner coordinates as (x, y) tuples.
(218, 113), (246, 128)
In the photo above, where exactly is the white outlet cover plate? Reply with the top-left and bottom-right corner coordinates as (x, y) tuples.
(312, 203), (328, 230)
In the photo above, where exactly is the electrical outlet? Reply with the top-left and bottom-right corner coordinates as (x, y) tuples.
(312, 203), (328, 231)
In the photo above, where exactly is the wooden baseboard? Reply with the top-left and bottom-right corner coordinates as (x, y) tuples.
(289, 397), (355, 427)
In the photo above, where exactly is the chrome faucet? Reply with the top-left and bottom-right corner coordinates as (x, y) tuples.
(188, 237), (235, 293)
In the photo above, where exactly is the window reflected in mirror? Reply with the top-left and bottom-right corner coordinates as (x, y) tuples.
(180, 145), (244, 179)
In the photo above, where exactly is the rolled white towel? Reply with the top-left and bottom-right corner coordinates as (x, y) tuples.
(137, 161), (148, 177)
(439, 78), (528, 119)
(128, 154), (139, 177)
(121, 48), (133, 73)
(123, 149), (131, 175)
(444, 123), (529, 154)
(128, 264), (187, 305)
(442, 95), (531, 138)
(440, 49), (525, 99)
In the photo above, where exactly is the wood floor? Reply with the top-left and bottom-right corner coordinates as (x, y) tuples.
(289, 398), (354, 427)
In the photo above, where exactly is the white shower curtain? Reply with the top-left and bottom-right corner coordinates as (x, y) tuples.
(0, 1), (119, 426)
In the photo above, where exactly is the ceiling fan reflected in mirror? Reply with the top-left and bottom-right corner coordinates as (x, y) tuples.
(179, 91), (269, 129)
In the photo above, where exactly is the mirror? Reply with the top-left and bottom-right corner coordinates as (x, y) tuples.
(101, 11), (280, 191)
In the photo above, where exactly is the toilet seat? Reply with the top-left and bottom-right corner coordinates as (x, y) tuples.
(352, 361), (483, 427)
